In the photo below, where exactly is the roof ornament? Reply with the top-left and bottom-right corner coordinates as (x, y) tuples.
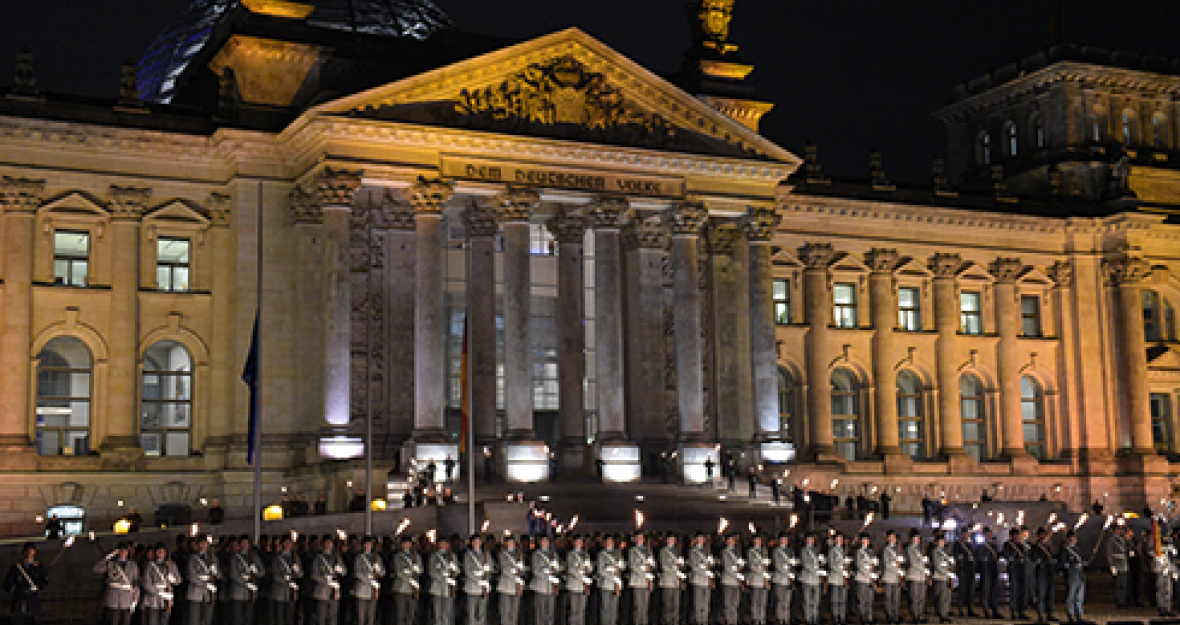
(931, 157), (955, 196)
(116, 61), (149, 112)
(690, 0), (738, 56)
(804, 141), (829, 185)
(869, 150), (894, 191)
(8, 47), (42, 100)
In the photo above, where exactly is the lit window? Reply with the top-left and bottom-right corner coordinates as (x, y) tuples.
(960, 291), (983, 335)
(1032, 114), (1045, 149)
(898, 286), (921, 331)
(833, 283), (858, 328)
(156, 237), (191, 292)
(529, 223), (555, 255)
(896, 371), (925, 460)
(1020, 376), (1046, 460)
(1121, 109), (1134, 145)
(141, 341), (193, 457)
(977, 132), (992, 165)
(1152, 112), (1168, 149)
(778, 368), (794, 443)
(773, 279), (791, 325)
(960, 375), (987, 461)
(831, 369), (860, 461)
(1006, 121), (1018, 157)
(35, 337), (92, 456)
(53, 230), (89, 287)
(1151, 393), (1172, 453)
(1020, 295), (1042, 337)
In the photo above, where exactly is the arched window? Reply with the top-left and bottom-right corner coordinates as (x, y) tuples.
(778, 368), (795, 443)
(1121, 109), (1135, 145)
(1020, 377), (1047, 460)
(897, 371), (925, 460)
(1005, 121), (1018, 157)
(142, 341), (193, 457)
(35, 337), (92, 456)
(960, 374), (987, 461)
(1031, 113), (1045, 149)
(977, 132), (992, 165)
(831, 369), (860, 461)
(1152, 112), (1169, 149)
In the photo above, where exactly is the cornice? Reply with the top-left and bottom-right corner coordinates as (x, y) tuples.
(0, 115), (217, 164)
(780, 194), (1064, 235)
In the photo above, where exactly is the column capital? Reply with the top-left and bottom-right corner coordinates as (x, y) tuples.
(463, 200), (499, 238)
(664, 201), (708, 236)
(741, 205), (781, 241)
(546, 207), (585, 245)
(928, 252), (963, 278)
(1106, 254), (1153, 285)
(798, 242), (837, 269)
(495, 185), (540, 222)
(207, 192), (231, 227)
(108, 185), (152, 220)
(374, 190), (416, 230)
(587, 195), (633, 229)
(313, 167), (363, 208)
(407, 177), (454, 214)
(864, 248), (900, 273)
(706, 221), (741, 255)
(290, 188), (322, 224)
(0, 176), (45, 213)
(1048, 260), (1073, 288)
(990, 257), (1025, 284)
(631, 215), (669, 249)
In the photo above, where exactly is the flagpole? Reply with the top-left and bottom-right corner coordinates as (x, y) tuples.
(466, 315), (475, 536)
(253, 181), (263, 544)
(364, 197), (374, 536)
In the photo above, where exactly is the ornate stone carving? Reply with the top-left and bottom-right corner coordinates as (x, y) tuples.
(1105, 254), (1152, 285)
(406, 177), (454, 214)
(664, 201), (708, 236)
(633, 215), (669, 249)
(10, 48), (41, 99)
(1047, 260), (1073, 287)
(586, 196), (633, 229)
(374, 190), (415, 230)
(463, 200), (499, 238)
(865, 248), (900, 273)
(290, 188), (322, 224)
(694, 0), (735, 44)
(742, 206), (780, 241)
(313, 167), (362, 208)
(495, 185), (540, 223)
(0, 176), (45, 212)
(990, 257), (1025, 283)
(108, 185), (152, 220)
(798, 242), (837, 270)
(546, 207), (585, 245)
(207, 192), (231, 227)
(928, 253), (963, 278)
(706, 222), (741, 255)
(116, 62), (147, 111)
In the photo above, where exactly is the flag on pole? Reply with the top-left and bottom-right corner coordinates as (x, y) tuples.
(459, 316), (469, 455)
(243, 311), (261, 465)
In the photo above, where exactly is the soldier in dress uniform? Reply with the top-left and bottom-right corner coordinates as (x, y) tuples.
(567, 536), (594, 625)
(184, 537), (220, 625)
(1030, 528), (1055, 621)
(1108, 525), (1131, 608)
(952, 529), (976, 617)
(496, 535), (525, 625)
(928, 534), (953, 624)
(141, 543), (182, 625)
(1057, 531), (1087, 625)
(463, 535), (492, 625)
(771, 532), (796, 625)
(93, 541), (140, 625)
(597, 535), (625, 625)
(881, 530), (903, 625)
(265, 535), (303, 625)
(352, 536), (386, 625)
(223, 536), (264, 625)
(531, 535), (561, 625)
(658, 534), (684, 625)
(854, 533), (877, 625)
(392, 536), (422, 625)
(799, 532), (823, 625)
(1003, 527), (1028, 619)
(429, 537), (460, 625)
(687, 532), (714, 625)
(974, 528), (1000, 619)
(903, 530), (928, 624)
(828, 532), (850, 625)
(1152, 533), (1177, 616)
(4, 542), (49, 625)
(748, 534), (771, 625)
(311, 537), (346, 625)
(719, 533), (746, 625)
(628, 533), (656, 625)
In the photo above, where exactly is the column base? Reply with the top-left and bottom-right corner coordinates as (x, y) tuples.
(561, 438), (589, 475)
(758, 440), (796, 464)
(405, 440), (459, 477)
(1121, 448), (1169, 475)
(318, 436), (364, 460)
(808, 444), (842, 465)
(598, 441), (641, 483)
(1003, 449), (1039, 475)
(0, 438), (37, 470)
(500, 439), (551, 483)
(882, 451), (914, 474)
(679, 442), (719, 484)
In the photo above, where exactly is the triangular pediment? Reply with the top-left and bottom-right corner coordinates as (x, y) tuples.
(894, 257), (933, 278)
(1017, 268), (1054, 286)
(144, 200), (210, 225)
(1148, 345), (1180, 371)
(309, 28), (797, 164)
(958, 262), (995, 282)
(830, 252), (869, 273)
(38, 191), (109, 218)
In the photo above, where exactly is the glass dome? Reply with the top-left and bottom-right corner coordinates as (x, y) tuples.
(137, 0), (453, 103)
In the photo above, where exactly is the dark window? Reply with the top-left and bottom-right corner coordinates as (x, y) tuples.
(1020, 295), (1042, 337)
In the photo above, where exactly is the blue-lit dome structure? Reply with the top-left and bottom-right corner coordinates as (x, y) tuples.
(137, 0), (453, 103)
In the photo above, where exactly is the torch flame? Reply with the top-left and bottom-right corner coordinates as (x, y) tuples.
(790, 514), (799, 529)
(481, 519), (491, 533)
(1074, 513), (1088, 530)
(719, 517), (729, 534)
(395, 518), (412, 537)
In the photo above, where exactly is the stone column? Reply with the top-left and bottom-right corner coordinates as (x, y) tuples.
(588, 196), (641, 482)
(315, 169), (362, 458)
(1048, 261), (1080, 460)
(746, 207), (788, 461)
(462, 202), (499, 448)
(409, 178), (454, 453)
(0, 177), (43, 464)
(206, 194), (235, 454)
(1061, 254), (1115, 469)
(866, 248), (903, 463)
(992, 257), (1028, 461)
(708, 225), (753, 445)
(495, 187), (538, 441)
(103, 186), (151, 462)
(380, 195), (417, 445)
(548, 208), (587, 473)
(800, 242), (837, 461)
(624, 216), (668, 449)
(929, 253), (966, 461)
(1108, 255), (1157, 456)
(289, 190), (324, 450)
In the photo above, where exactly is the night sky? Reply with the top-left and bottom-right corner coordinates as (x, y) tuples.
(2, 1), (1178, 182)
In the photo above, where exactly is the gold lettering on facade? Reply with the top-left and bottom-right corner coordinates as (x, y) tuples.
(443, 157), (684, 198)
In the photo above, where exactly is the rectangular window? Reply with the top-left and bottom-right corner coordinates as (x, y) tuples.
(53, 230), (90, 287)
(156, 237), (191, 292)
(529, 223), (555, 255)
(773, 279), (791, 325)
(1151, 393), (1172, 452)
(898, 287), (921, 331)
(960, 291), (983, 335)
(833, 283), (858, 328)
(1021, 295), (1042, 337)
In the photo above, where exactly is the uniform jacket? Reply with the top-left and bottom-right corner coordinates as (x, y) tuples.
(658, 546), (684, 589)
(93, 559), (140, 610)
(799, 544), (822, 586)
(140, 559), (181, 611)
(391, 550), (422, 595)
(953, 539), (976, 574)
(747, 546), (770, 588)
(462, 549), (493, 596)
(1003, 539), (1028, 576)
(628, 545), (655, 589)
(264, 551), (303, 602)
(827, 544), (849, 587)
(310, 552), (346, 601)
(596, 549), (624, 593)
(530, 548), (561, 595)
(1107, 535), (1130, 573)
(854, 546), (877, 584)
(428, 550), (459, 597)
(930, 544), (954, 581)
(183, 553), (220, 603)
(496, 549), (525, 595)
(904, 543), (927, 582)
(3, 561), (48, 600)
(1057, 544), (1086, 586)
(772, 544), (796, 586)
(881, 543), (902, 585)
(566, 549), (594, 594)
(974, 539), (999, 576)
(720, 546), (745, 587)
(1030, 541), (1054, 579)
(688, 545), (713, 587)
(351, 552), (386, 599)
(222, 551), (264, 601)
